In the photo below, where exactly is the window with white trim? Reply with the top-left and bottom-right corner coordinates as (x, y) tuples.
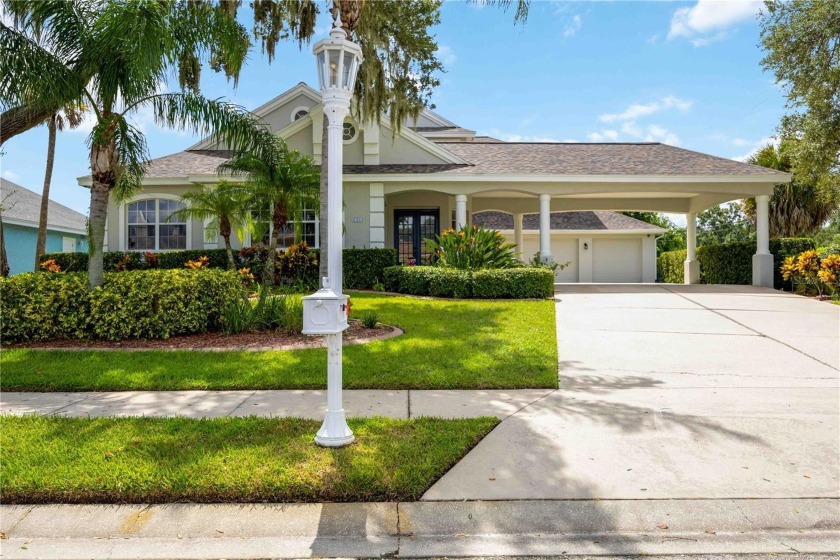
(250, 207), (319, 248)
(127, 199), (187, 250)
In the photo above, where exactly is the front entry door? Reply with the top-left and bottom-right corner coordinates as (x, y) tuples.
(394, 209), (439, 265)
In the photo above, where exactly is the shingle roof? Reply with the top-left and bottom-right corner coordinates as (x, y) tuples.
(437, 142), (785, 176)
(1, 179), (87, 232)
(472, 210), (664, 231)
(137, 141), (786, 179)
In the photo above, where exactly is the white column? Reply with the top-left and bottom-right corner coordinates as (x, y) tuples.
(513, 213), (524, 260)
(455, 194), (468, 230)
(539, 194), (552, 262)
(324, 98), (348, 292)
(752, 194), (773, 288)
(684, 212), (700, 284)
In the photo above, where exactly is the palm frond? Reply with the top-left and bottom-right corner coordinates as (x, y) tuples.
(146, 92), (273, 156)
(106, 117), (149, 202)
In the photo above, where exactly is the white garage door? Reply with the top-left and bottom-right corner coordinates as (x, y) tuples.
(592, 238), (642, 283)
(517, 234), (578, 282)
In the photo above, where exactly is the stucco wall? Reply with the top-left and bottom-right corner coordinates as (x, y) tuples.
(5, 223), (87, 275)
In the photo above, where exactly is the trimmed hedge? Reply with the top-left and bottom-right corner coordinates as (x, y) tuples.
(0, 272), (91, 341)
(0, 270), (242, 342)
(343, 248), (397, 289)
(656, 238), (816, 288)
(383, 266), (554, 299)
(40, 247), (396, 290)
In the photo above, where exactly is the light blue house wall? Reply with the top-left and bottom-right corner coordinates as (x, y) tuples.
(4, 223), (88, 275)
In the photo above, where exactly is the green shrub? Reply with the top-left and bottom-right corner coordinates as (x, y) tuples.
(472, 268), (555, 299)
(381, 266), (552, 299)
(282, 294), (304, 334)
(89, 270), (242, 340)
(38, 252), (89, 272)
(428, 268), (472, 298)
(360, 311), (379, 329)
(425, 225), (517, 269)
(0, 272), (91, 341)
(656, 238), (816, 287)
(221, 294), (260, 334)
(344, 248), (397, 289)
(657, 249), (687, 283)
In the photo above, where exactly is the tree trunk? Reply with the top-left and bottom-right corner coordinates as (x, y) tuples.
(318, 113), (329, 286)
(88, 138), (117, 290)
(0, 212), (9, 277)
(220, 216), (235, 270)
(35, 115), (57, 270)
(0, 105), (57, 146)
(264, 201), (288, 295)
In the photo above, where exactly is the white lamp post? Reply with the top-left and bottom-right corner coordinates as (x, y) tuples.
(302, 18), (362, 447)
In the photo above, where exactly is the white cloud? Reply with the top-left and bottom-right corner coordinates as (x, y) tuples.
(502, 134), (564, 143)
(563, 14), (582, 38)
(668, 0), (761, 46)
(644, 124), (679, 145)
(436, 45), (456, 67)
(587, 129), (619, 142)
(599, 95), (692, 123)
(2, 170), (21, 181)
(732, 136), (777, 161)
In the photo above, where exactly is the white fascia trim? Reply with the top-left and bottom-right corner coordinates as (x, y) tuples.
(2, 217), (86, 235)
(188, 83), (321, 151)
(378, 114), (469, 165)
(421, 130), (477, 139)
(342, 173), (790, 184)
(418, 107), (459, 128)
(501, 228), (669, 235)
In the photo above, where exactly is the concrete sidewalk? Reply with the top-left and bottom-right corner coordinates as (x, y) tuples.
(0, 389), (554, 419)
(1, 499), (837, 559)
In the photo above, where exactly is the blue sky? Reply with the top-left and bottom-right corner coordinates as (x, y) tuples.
(1, 0), (783, 217)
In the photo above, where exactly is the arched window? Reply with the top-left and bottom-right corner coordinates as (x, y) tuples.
(127, 199), (187, 250)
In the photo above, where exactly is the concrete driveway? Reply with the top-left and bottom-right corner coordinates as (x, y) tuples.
(424, 284), (839, 501)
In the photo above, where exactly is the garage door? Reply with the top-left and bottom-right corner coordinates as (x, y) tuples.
(592, 238), (642, 283)
(518, 234), (578, 282)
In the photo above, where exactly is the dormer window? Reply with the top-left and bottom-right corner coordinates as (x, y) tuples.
(291, 107), (310, 122)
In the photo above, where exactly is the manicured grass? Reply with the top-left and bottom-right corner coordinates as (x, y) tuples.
(1, 293), (558, 391)
(0, 415), (497, 503)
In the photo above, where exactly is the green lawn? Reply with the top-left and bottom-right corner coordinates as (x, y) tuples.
(0, 293), (558, 391)
(0, 415), (497, 503)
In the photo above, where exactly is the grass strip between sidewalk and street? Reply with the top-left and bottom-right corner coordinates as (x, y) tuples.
(0, 293), (558, 391)
(0, 415), (498, 504)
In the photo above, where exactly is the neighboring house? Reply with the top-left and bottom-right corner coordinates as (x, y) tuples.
(0, 178), (88, 275)
(78, 82), (789, 285)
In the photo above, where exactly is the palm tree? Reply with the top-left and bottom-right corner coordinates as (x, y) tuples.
(169, 181), (250, 270)
(744, 142), (838, 237)
(220, 139), (320, 291)
(1, 1), (275, 289)
(34, 107), (83, 270)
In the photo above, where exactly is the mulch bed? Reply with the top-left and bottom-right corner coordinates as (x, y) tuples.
(4, 320), (402, 351)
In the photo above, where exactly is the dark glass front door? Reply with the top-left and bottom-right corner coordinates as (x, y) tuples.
(394, 209), (439, 265)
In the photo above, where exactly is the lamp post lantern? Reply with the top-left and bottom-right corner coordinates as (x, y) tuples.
(303, 18), (362, 447)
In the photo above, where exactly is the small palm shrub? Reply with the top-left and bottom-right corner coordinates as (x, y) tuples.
(221, 293), (304, 334)
(425, 225), (518, 270)
(221, 295), (260, 334)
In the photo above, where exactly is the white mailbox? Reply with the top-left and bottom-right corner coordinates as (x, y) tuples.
(302, 287), (349, 335)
